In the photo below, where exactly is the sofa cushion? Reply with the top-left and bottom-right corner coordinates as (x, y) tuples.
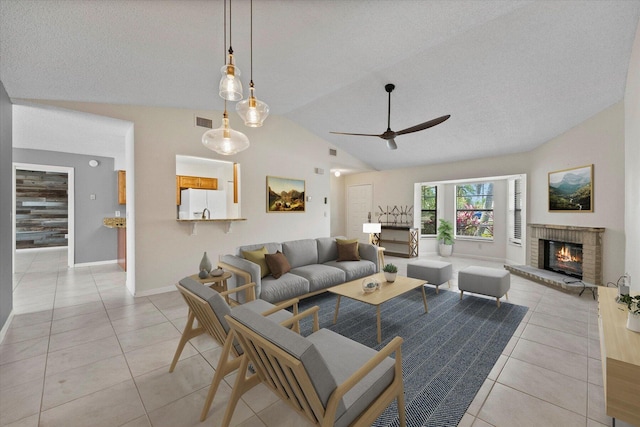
(265, 251), (292, 279)
(324, 259), (376, 282)
(316, 237), (339, 264)
(290, 264), (346, 293)
(282, 239), (318, 268)
(337, 241), (360, 261)
(242, 246), (271, 278)
(260, 273), (310, 303)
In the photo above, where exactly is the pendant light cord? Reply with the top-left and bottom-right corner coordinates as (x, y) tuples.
(229, 0), (233, 55)
(223, 0), (227, 61)
(250, 0), (253, 85)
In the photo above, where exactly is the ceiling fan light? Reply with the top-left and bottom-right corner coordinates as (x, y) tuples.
(202, 112), (250, 155)
(236, 86), (269, 127)
(219, 53), (243, 101)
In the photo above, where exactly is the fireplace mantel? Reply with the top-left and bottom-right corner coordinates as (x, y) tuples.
(528, 224), (604, 285)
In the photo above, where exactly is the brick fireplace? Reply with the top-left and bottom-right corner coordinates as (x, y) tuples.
(528, 224), (604, 285)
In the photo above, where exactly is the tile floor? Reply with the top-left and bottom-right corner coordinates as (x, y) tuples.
(0, 248), (630, 426)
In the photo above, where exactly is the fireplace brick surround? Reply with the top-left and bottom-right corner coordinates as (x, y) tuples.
(528, 223), (605, 285)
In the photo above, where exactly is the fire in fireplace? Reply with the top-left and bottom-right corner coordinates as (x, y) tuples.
(543, 240), (583, 279)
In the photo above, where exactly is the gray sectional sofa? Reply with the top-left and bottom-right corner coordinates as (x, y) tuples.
(218, 237), (379, 303)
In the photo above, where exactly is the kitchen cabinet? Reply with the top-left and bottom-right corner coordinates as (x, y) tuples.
(118, 170), (126, 205)
(176, 175), (218, 205)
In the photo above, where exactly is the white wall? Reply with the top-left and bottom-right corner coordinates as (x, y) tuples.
(529, 102), (626, 283)
(625, 19), (640, 293)
(25, 101), (364, 295)
(344, 102), (626, 284)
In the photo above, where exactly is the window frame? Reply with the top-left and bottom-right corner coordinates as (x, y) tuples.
(455, 182), (494, 241)
(420, 184), (437, 236)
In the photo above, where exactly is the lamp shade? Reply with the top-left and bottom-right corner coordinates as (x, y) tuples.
(236, 86), (269, 127)
(202, 113), (250, 155)
(219, 54), (243, 101)
(363, 223), (382, 234)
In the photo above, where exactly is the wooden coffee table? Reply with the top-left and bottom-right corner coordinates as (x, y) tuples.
(328, 272), (428, 343)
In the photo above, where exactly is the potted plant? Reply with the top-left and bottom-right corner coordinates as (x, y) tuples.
(619, 293), (640, 332)
(383, 263), (398, 283)
(437, 219), (454, 257)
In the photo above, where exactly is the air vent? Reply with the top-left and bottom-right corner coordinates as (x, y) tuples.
(329, 148), (337, 156)
(195, 116), (213, 129)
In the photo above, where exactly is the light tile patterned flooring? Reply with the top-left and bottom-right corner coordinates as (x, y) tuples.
(0, 248), (630, 426)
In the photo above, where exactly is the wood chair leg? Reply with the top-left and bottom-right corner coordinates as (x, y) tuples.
(221, 354), (261, 427)
(200, 332), (242, 421)
(397, 390), (407, 427)
(170, 310), (203, 372)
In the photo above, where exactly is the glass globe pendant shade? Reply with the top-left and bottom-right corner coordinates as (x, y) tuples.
(202, 112), (250, 155)
(236, 85), (269, 127)
(219, 52), (243, 101)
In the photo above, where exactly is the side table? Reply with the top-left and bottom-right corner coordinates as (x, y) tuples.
(189, 271), (232, 303)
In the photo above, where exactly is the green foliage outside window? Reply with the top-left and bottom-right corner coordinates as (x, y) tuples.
(456, 183), (494, 239)
(421, 185), (437, 235)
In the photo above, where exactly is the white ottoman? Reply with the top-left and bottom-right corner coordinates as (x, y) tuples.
(407, 260), (452, 294)
(458, 266), (510, 307)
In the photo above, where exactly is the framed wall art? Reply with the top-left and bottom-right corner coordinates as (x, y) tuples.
(266, 176), (305, 212)
(548, 164), (593, 212)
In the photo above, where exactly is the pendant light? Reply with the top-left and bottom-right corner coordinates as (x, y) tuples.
(202, 101), (250, 155)
(219, 0), (243, 101)
(236, 0), (269, 127)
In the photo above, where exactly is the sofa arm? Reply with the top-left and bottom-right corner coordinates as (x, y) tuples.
(219, 255), (261, 303)
(358, 243), (379, 271)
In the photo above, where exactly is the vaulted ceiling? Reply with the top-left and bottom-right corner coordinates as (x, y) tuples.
(1, 1), (639, 171)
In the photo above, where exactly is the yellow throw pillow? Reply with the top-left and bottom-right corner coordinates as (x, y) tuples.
(242, 246), (271, 278)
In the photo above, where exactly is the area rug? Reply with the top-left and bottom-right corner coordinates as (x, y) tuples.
(293, 286), (528, 427)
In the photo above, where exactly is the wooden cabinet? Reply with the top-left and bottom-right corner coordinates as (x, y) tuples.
(118, 170), (126, 205)
(176, 175), (218, 204)
(598, 287), (640, 426)
(377, 226), (418, 258)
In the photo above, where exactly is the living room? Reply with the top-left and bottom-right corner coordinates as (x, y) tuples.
(1, 1), (640, 426)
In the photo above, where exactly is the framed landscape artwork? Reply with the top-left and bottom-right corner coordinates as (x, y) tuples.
(266, 176), (305, 212)
(548, 164), (593, 212)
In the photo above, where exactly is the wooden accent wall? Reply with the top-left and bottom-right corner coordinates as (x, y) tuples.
(15, 170), (68, 248)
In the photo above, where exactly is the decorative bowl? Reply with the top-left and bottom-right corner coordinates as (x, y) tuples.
(362, 278), (380, 294)
(210, 268), (224, 277)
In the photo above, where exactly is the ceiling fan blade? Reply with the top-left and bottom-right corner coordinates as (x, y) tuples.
(329, 131), (383, 137)
(386, 139), (398, 150)
(395, 115), (451, 136)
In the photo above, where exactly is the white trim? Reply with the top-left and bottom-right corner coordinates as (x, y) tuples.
(13, 163), (75, 269)
(134, 284), (176, 297)
(73, 259), (118, 268)
(0, 310), (14, 344)
(16, 246), (66, 253)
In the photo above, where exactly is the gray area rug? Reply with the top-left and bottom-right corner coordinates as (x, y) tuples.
(294, 286), (528, 427)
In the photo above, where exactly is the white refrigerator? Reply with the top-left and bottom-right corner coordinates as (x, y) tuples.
(179, 188), (227, 219)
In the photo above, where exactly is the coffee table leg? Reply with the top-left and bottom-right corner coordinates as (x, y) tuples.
(421, 285), (428, 313)
(377, 305), (382, 344)
(333, 295), (341, 324)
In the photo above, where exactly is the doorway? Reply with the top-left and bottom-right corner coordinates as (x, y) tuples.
(347, 184), (373, 241)
(13, 163), (75, 268)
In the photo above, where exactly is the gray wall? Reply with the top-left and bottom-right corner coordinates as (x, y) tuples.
(0, 81), (13, 331)
(13, 149), (122, 264)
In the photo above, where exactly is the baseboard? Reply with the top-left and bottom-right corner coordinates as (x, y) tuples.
(135, 284), (176, 297)
(73, 259), (118, 268)
(0, 310), (15, 344)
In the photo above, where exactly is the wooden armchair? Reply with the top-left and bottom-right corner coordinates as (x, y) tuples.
(171, 277), (299, 421)
(222, 305), (406, 427)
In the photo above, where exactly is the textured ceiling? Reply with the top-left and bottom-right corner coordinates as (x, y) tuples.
(1, 0), (639, 171)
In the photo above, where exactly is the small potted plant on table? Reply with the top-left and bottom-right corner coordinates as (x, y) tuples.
(383, 263), (398, 283)
(619, 293), (640, 332)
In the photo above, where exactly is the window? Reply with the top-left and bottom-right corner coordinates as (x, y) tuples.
(420, 185), (437, 235)
(455, 182), (494, 239)
(509, 177), (522, 244)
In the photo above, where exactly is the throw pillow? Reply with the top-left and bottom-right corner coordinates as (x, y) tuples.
(265, 251), (291, 279)
(242, 246), (271, 278)
(337, 241), (360, 261)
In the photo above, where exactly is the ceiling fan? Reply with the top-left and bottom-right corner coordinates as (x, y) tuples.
(330, 83), (450, 150)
